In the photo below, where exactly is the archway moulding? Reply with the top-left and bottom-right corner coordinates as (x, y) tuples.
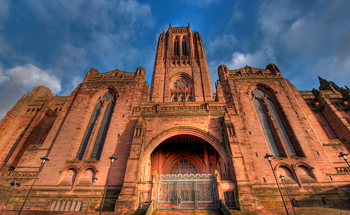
(246, 82), (277, 95)
(141, 126), (228, 171)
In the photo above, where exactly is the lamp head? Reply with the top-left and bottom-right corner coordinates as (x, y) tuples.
(338, 152), (349, 159)
(10, 181), (15, 186)
(93, 177), (98, 182)
(16, 183), (20, 187)
(109, 155), (116, 163)
(279, 175), (284, 179)
(40, 156), (49, 163)
(264, 153), (273, 161)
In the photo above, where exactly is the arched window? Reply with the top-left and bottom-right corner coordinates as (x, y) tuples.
(91, 98), (114, 159)
(182, 36), (187, 56)
(252, 88), (298, 157)
(172, 97), (177, 102)
(187, 97), (192, 102)
(171, 159), (198, 174)
(277, 166), (296, 183)
(174, 36), (179, 56)
(2, 129), (27, 164)
(76, 92), (115, 160)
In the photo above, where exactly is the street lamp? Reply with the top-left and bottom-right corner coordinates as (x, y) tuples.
(264, 153), (289, 215)
(1, 181), (20, 215)
(338, 152), (350, 168)
(280, 175), (296, 215)
(100, 155), (116, 214)
(85, 177), (98, 215)
(18, 156), (49, 215)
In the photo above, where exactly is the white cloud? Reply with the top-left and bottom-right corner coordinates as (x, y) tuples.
(6, 64), (61, 92)
(256, 0), (350, 89)
(226, 51), (268, 69)
(206, 34), (238, 55)
(0, 64), (61, 120)
(229, 3), (244, 24)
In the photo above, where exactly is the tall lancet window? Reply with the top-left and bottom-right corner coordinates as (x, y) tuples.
(174, 36), (179, 56)
(182, 36), (187, 56)
(76, 92), (115, 160)
(76, 102), (102, 159)
(90, 93), (115, 159)
(252, 88), (298, 157)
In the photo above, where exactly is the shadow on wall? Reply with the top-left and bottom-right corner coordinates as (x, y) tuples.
(292, 183), (350, 209)
(99, 119), (138, 212)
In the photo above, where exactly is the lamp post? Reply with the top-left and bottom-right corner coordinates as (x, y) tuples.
(100, 155), (116, 215)
(18, 156), (49, 215)
(264, 153), (289, 215)
(1, 181), (20, 215)
(85, 177), (98, 215)
(280, 175), (296, 215)
(338, 152), (350, 168)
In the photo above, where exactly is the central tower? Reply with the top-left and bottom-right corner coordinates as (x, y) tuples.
(150, 23), (214, 103)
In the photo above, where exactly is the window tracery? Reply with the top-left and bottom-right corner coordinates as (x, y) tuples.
(171, 75), (193, 102)
(252, 87), (298, 157)
(76, 92), (115, 160)
(171, 159), (198, 174)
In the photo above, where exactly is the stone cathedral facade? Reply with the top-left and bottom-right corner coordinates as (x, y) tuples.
(0, 24), (350, 213)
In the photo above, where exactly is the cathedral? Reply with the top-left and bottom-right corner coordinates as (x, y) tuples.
(0, 24), (349, 214)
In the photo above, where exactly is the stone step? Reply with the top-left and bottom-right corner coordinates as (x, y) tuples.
(153, 209), (223, 215)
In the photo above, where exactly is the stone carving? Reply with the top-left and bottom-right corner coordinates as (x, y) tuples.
(0, 171), (37, 178)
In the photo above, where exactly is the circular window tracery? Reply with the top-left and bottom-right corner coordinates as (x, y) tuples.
(174, 78), (189, 90)
(102, 92), (113, 101)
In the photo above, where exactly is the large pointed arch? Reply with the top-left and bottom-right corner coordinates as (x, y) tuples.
(140, 126), (228, 173)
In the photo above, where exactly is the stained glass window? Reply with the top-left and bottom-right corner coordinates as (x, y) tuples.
(90, 101), (115, 159)
(76, 102), (102, 159)
(253, 99), (282, 156)
(266, 99), (296, 156)
(171, 159), (198, 174)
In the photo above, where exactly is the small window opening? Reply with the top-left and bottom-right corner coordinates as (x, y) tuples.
(291, 198), (299, 207)
(248, 131), (251, 135)
(118, 134), (120, 137)
(262, 178), (266, 183)
(321, 197), (330, 206)
(315, 151), (319, 155)
(126, 100), (128, 102)
(255, 153), (258, 157)
(304, 130), (308, 134)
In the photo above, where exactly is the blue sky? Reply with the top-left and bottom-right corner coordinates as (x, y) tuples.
(0, 0), (349, 119)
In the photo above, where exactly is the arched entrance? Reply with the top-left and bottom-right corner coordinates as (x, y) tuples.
(139, 127), (233, 182)
(150, 134), (228, 178)
(148, 133), (228, 209)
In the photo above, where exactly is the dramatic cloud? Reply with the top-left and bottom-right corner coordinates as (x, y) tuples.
(0, 64), (61, 119)
(207, 0), (350, 90)
(226, 51), (268, 69)
(206, 34), (238, 55)
(0, 0), (154, 119)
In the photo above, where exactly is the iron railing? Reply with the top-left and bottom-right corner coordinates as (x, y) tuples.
(219, 200), (233, 215)
(145, 201), (154, 215)
(335, 167), (350, 173)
